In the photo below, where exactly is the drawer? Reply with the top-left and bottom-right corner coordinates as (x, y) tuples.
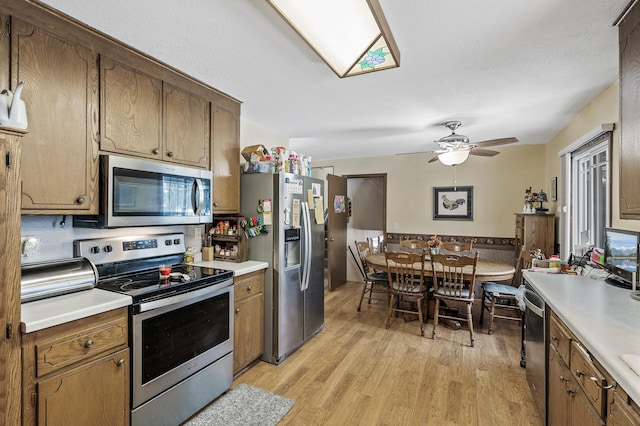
(549, 312), (572, 365)
(570, 340), (606, 418)
(515, 215), (524, 228)
(234, 272), (265, 302)
(35, 310), (128, 377)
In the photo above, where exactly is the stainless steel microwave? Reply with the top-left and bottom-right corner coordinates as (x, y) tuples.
(74, 155), (212, 228)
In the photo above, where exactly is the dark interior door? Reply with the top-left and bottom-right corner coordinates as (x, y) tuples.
(327, 174), (348, 290)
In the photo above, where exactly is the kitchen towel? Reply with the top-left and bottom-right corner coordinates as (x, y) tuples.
(184, 383), (294, 426)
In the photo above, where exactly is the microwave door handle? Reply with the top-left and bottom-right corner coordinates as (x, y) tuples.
(193, 178), (205, 215)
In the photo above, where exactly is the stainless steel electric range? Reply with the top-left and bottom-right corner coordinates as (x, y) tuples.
(74, 233), (234, 426)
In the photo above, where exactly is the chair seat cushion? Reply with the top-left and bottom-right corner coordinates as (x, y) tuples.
(435, 287), (471, 298)
(367, 272), (388, 281)
(482, 282), (518, 297)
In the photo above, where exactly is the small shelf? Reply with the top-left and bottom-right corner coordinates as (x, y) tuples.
(206, 216), (248, 263)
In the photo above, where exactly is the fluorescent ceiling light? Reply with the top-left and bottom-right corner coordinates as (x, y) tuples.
(266, 0), (400, 78)
(438, 150), (470, 166)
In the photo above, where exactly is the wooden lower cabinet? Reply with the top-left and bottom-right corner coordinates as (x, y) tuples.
(547, 310), (608, 425)
(233, 271), (264, 375)
(609, 386), (640, 425)
(21, 307), (129, 426)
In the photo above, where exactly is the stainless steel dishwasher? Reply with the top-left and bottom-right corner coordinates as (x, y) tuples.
(524, 283), (545, 423)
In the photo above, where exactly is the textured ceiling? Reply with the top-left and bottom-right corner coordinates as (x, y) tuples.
(40, 0), (629, 161)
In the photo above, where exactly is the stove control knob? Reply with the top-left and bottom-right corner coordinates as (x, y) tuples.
(173, 239), (181, 245)
(90, 246), (100, 254)
(165, 239), (172, 246)
(103, 245), (113, 253)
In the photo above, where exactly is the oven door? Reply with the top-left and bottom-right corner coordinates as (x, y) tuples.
(131, 282), (233, 408)
(105, 154), (212, 227)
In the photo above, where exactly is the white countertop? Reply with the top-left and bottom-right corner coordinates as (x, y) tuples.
(192, 260), (268, 276)
(523, 271), (640, 403)
(20, 260), (267, 334)
(21, 288), (132, 333)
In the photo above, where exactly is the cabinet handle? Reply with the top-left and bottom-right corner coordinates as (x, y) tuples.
(213, 202), (219, 207)
(551, 336), (559, 343)
(559, 375), (567, 383)
(76, 196), (85, 204)
(566, 387), (576, 397)
(247, 286), (252, 292)
(589, 376), (614, 389)
(116, 359), (125, 367)
(152, 148), (160, 155)
(575, 369), (584, 378)
(167, 151), (174, 157)
(236, 308), (240, 314)
(84, 339), (94, 349)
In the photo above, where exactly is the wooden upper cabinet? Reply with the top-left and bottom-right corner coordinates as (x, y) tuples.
(100, 57), (163, 160)
(12, 19), (99, 213)
(0, 10), (9, 92)
(163, 83), (209, 168)
(211, 103), (240, 213)
(619, 3), (640, 219)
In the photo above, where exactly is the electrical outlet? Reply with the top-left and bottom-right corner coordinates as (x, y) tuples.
(194, 226), (202, 240)
(392, 222), (398, 231)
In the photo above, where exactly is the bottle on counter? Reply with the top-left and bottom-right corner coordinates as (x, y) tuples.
(184, 247), (194, 264)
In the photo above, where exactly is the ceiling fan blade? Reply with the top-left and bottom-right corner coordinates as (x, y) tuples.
(470, 148), (500, 157)
(427, 155), (440, 163)
(473, 137), (518, 148)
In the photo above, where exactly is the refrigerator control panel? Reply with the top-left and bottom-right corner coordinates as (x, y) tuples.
(284, 228), (300, 242)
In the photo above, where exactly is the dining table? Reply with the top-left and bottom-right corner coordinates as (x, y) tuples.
(365, 252), (516, 282)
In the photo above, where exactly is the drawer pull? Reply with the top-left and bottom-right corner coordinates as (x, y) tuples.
(152, 148), (160, 155)
(551, 335), (559, 343)
(167, 151), (174, 157)
(247, 286), (252, 292)
(236, 308), (240, 314)
(566, 387), (576, 397)
(575, 369), (584, 378)
(590, 376), (613, 389)
(84, 340), (94, 349)
(559, 375), (567, 383)
(116, 359), (125, 367)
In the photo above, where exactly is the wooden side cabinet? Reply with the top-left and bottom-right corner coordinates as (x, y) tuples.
(0, 128), (26, 426)
(21, 308), (130, 426)
(233, 270), (264, 375)
(514, 213), (555, 258)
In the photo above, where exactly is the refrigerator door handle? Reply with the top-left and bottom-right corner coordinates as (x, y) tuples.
(301, 201), (312, 291)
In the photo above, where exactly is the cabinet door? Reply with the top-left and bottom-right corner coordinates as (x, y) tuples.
(100, 57), (162, 160)
(211, 103), (240, 213)
(619, 5), (640, 218)
(233, 293), (264, 374)
(0, 129), (24, 426)
(569, 387), (604, 426)
(38, 348), (129, 426)
(163, 83), (209, 168)
(548, 348), (571, 425)
(13, 19), (99, 213)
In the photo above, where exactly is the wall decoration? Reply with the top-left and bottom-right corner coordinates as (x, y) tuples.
(333, 195), (345, 213)
(551, 177), (557, 201)
(433, 186), (473, 221)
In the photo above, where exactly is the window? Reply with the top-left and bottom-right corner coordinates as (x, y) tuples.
(570, 134), (610, 254)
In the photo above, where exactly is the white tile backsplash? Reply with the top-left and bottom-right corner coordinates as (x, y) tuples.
(21, 215), (203, 264)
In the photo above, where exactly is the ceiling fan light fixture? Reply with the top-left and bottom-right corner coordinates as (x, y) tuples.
(266, 0), (400, 78)
(437, 150), (470, 166)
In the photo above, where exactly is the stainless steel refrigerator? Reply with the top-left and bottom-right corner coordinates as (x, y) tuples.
(240, 172), (325, 364)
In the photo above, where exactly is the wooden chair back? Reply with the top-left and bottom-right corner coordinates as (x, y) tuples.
(355, 241), (373, 273)
(430, 252), (479, 299)
(440, 240), (474, 255)
(384, 251), (426, 294)
(399, 239), (429, 252)
(512, 246), (533, 286)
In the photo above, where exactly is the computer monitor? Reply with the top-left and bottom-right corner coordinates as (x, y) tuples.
(604, 227), (639, 288)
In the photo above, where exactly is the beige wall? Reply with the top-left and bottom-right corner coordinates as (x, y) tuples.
(314, 144), (546, 238)
(544, 81), (640, 233)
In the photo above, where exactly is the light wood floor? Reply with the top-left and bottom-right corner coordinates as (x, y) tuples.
(233, 281), (543, 426)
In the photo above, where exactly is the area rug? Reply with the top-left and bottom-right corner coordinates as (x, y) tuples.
(184, 383), (294, 426)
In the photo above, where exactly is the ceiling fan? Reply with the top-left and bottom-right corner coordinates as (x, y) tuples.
(427, 121), (518, 165)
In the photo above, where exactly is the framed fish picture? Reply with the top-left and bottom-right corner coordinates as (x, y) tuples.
(433, 186), (473, 221)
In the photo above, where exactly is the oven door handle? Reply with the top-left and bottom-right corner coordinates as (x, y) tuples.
(193, 178), (205, 215)
(137, 279), (232, 313)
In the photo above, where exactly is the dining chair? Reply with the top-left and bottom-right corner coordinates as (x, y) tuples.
(384, 250), (428, 336)
(479, 246), (533, 334)
(440, 240), (473, 255)
(430, 252), (480, 346)
(399, 239), (429, 252)
(355, 241), (389, 311)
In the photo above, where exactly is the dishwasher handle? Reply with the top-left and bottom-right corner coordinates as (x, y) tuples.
(524, 289), (544, 318)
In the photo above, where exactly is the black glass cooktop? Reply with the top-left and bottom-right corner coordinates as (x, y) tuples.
(97, 263), (233, 302)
